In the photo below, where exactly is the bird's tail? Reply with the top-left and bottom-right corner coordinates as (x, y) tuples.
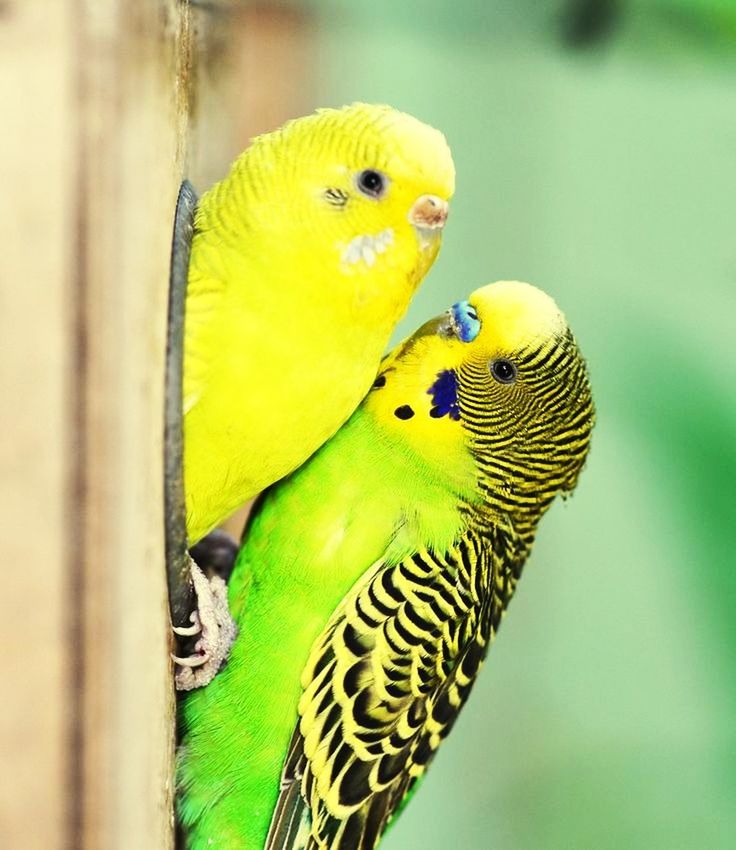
(264, 775), (312, 850)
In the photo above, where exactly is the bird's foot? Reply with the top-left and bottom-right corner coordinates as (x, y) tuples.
(172, 557), (237, 691)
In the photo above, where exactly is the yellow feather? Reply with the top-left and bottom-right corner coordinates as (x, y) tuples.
(183, 104), (455, 542)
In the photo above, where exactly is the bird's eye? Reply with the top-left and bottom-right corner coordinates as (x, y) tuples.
(356, 169), (387, 199)
(490, 359), (517, 384)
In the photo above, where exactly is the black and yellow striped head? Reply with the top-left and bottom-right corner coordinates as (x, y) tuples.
(368, 281), (595, 521)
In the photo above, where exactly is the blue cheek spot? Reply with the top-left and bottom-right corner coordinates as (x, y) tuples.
(427, 370), (460, 421)
(451, 301), (481, 343)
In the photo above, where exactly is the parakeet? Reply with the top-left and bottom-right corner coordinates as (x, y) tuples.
(177, 281), (595, 850)
(183, 103), (454, 546)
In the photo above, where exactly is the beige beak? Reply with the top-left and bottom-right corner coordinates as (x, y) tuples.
(408, 194), (449, 231)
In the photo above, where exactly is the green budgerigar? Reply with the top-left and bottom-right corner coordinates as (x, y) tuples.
(178, 281), (595, 850)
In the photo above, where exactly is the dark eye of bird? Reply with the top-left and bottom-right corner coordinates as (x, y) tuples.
(490, 359), (517, 384)
(357, 169), (387, 199)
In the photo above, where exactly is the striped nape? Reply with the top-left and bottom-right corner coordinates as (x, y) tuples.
(458, 328), (594, 531)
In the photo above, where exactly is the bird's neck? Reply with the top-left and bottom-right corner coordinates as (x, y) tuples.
(462, 494), (538, 569)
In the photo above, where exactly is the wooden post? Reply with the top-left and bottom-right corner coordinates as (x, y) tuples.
(1, 2), (313, 848)
(2, 2), (189, 848)
(0, 3), (77, 849)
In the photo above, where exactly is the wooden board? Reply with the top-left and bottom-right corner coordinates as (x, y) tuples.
(0, 2), (194, 848)
(0, 2), (312, 847)
(0, 2), (76, 848)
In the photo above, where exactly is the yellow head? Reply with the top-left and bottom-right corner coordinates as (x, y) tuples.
(368, 281), (595, 521)
(199, 103), (454, 314)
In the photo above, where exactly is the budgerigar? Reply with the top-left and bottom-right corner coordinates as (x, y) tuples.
(184, 103), (454, 546)
(178, 281), (595, 849)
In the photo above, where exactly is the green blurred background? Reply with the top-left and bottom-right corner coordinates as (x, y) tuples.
(298, 1), (736, 848)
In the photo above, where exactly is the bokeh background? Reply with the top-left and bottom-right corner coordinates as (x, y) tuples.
(279, 2), (736, 848)
(4, 1), (734, 848)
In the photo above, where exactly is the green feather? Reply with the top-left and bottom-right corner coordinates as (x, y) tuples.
(178, 399), (468, 847)
(177, 281), (595, 850)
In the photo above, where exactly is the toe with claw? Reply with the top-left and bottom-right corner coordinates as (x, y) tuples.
(172, 558), (237, 691)
(172, 610), (202, 637)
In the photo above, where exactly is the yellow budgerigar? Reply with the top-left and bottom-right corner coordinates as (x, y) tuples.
(184, 103), (454, 545)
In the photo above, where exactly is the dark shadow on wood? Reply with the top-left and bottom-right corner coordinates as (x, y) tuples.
(166, 180), (198, 628)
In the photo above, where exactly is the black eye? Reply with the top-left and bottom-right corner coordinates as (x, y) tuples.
(490, 359), (517, 384)
(356, 169), (387, 199)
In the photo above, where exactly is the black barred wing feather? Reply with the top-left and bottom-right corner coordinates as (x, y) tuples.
(265, 525), (525, 850)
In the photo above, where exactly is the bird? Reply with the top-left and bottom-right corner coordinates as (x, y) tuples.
(183, 102), (454, 547)
(177, 281), (596, 849)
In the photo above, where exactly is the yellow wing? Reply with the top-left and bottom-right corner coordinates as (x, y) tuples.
(266, 526), (525, 850)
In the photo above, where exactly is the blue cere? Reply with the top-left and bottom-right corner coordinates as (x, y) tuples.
(428, 369), (460, 421)
(451, 300), (481, 343)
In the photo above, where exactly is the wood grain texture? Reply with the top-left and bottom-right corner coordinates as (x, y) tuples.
(0, 2), (194, 848)
(73, 3), (188, 848)
(0, 2), (75, 849)
(1, 2), (312, 847)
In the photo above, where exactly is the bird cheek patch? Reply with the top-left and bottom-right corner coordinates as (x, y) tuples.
(427, 370), (460, 421)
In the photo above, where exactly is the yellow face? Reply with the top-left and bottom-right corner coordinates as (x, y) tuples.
(367, 281), (594, 503)
(241, 103), (455, 307)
